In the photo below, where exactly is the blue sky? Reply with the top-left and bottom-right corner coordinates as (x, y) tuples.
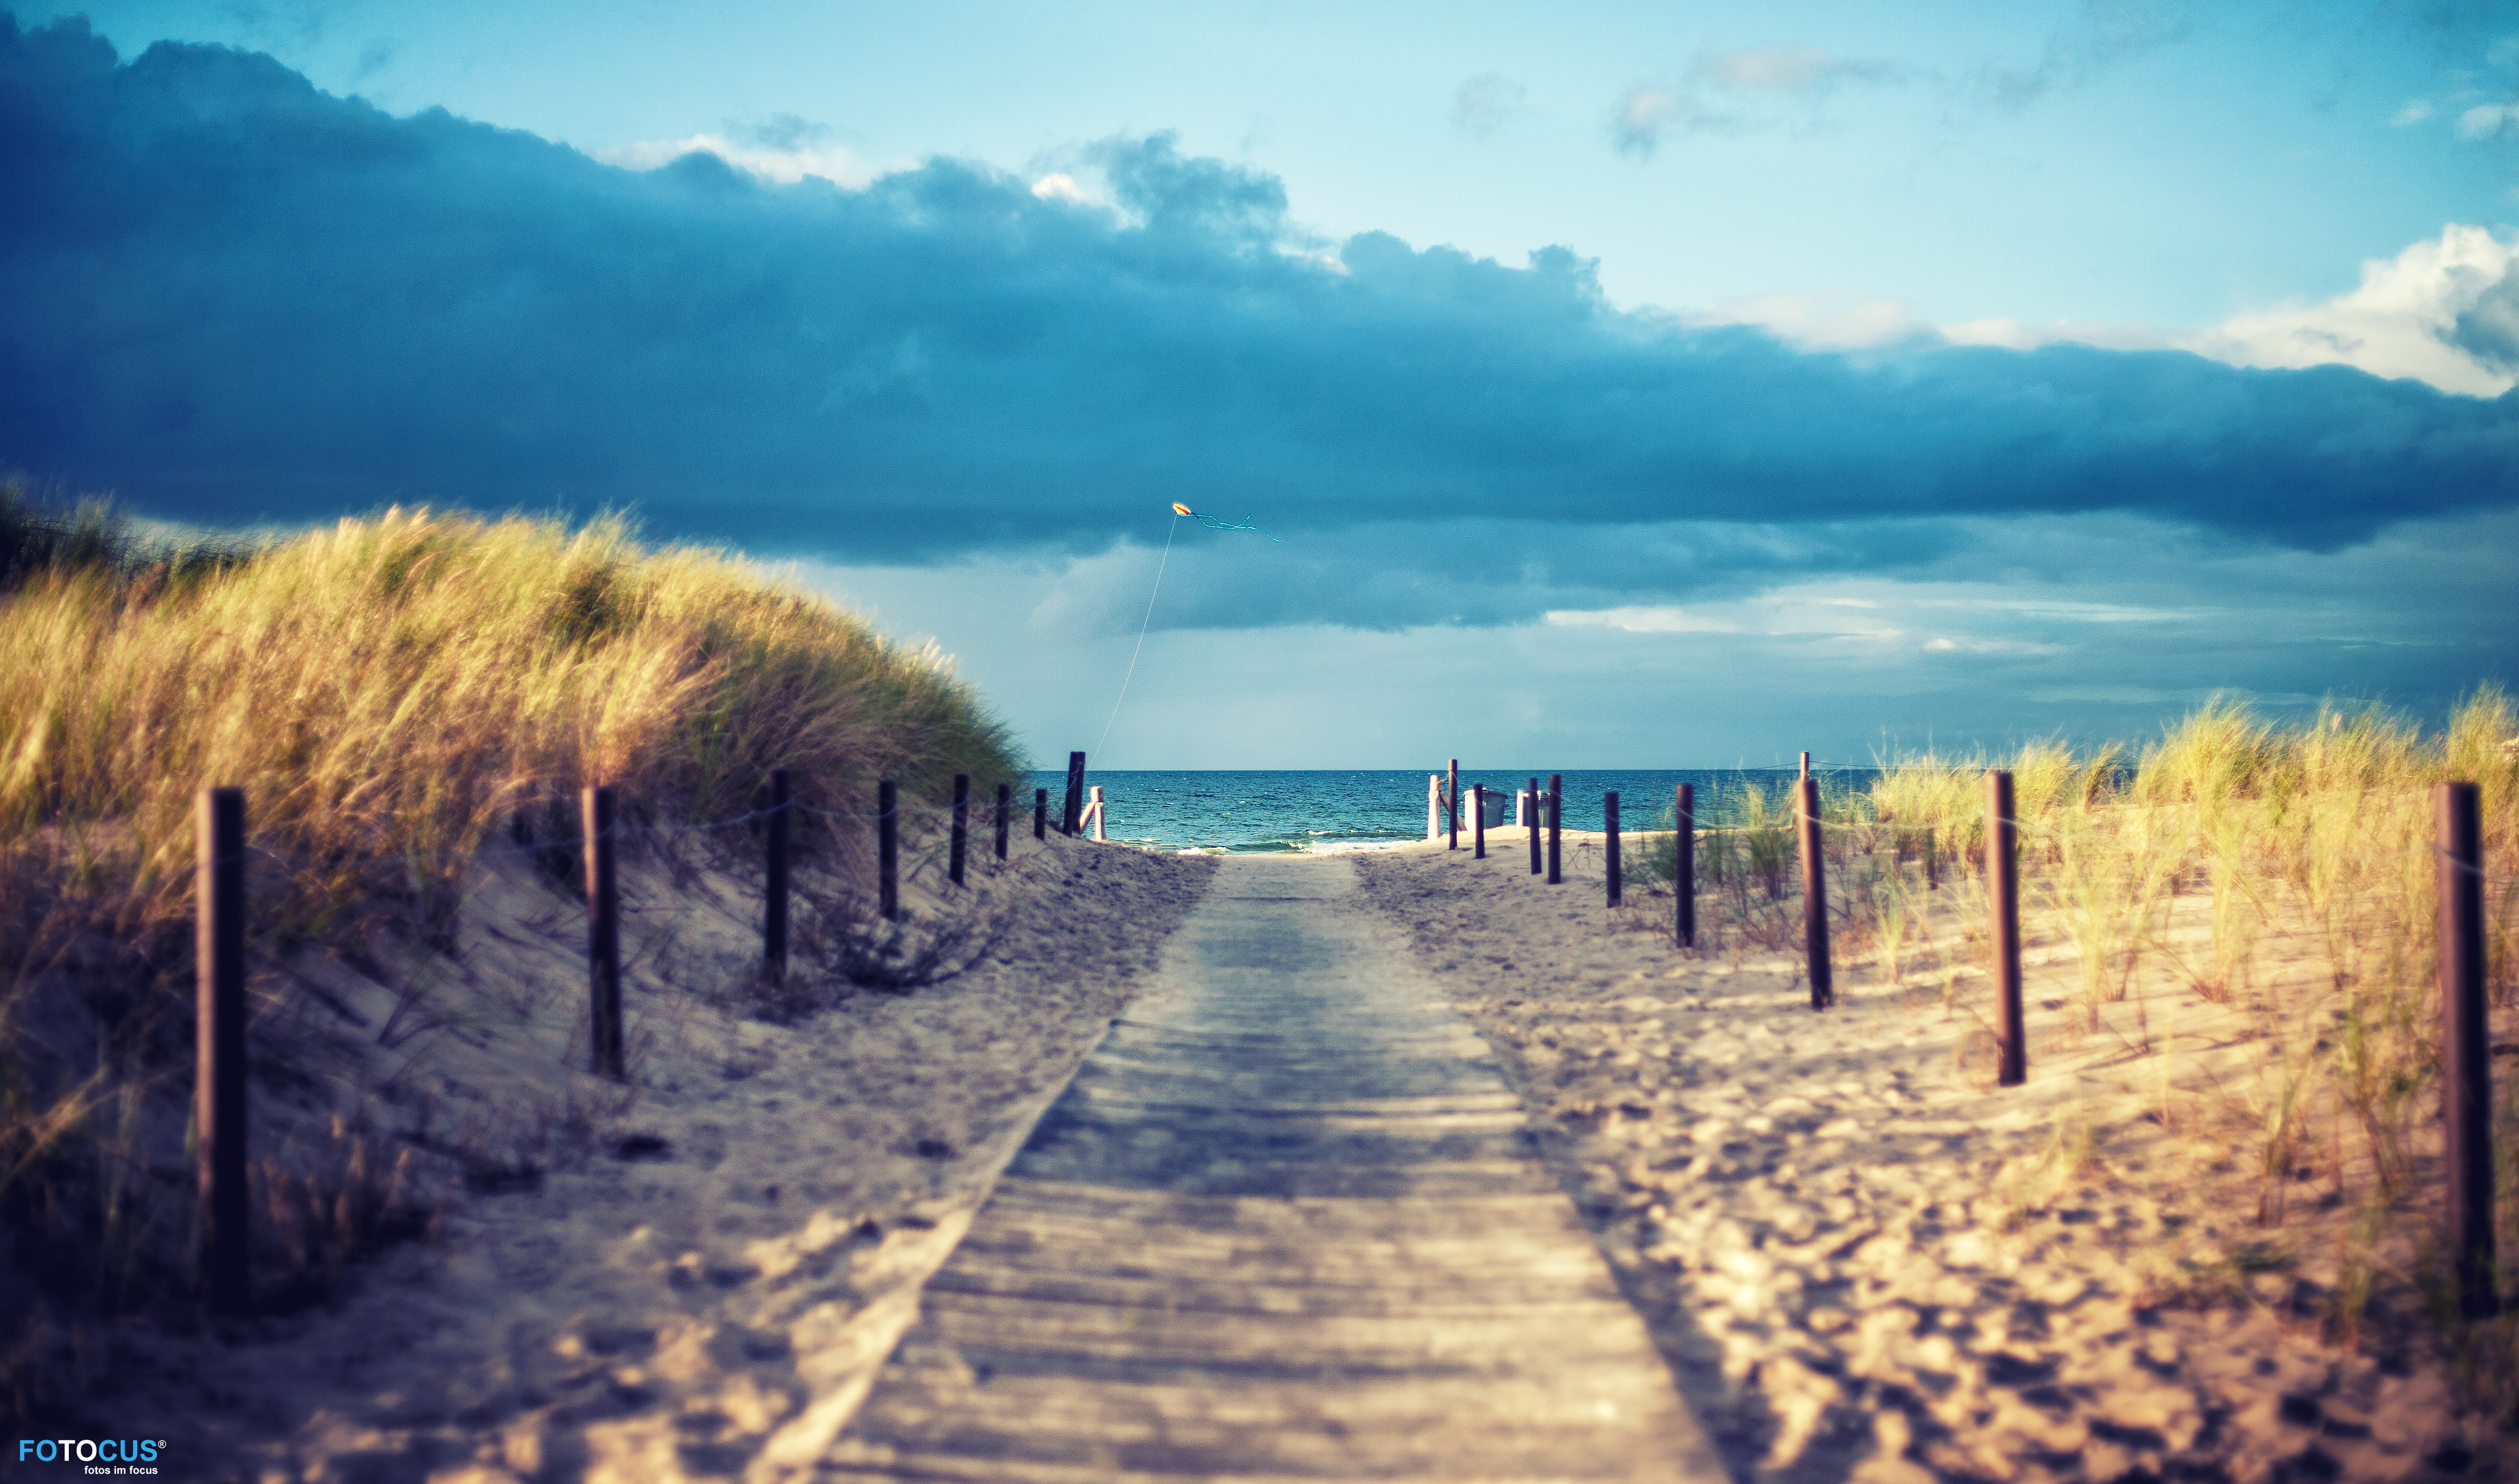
(4, 2), (2517, 767)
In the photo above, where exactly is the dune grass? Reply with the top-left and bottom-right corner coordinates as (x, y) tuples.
(1629, 690), (2519, 1389)
(0, 489), (1024, 1378)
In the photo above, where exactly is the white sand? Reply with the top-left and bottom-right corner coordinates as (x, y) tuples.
(130, 824), (1211, 1482)
(1355, 830), (2484, 1484)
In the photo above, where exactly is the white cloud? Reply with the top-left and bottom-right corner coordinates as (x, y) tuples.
(1689, 291), (1934, 350)
(594, 133), (879, 188)
(1920, 635), (2069, 655)
(2392, 99), (2435, 126)
(1030, 172), (1091, 204)
(1453, 73), (1527, 139)
(2457, 103), (2519, 141)
(2174, 224), (2519, 395)
(1913, 597), (2208, 623)
(1545, 605), (1742, 633)
(1704, 226), (2519, 397)
(1937, 315), (2175, 353)
(1610, 85), (1731, 157)
(1698, 45), (1902, 93)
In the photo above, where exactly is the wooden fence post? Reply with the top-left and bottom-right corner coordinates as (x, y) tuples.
(1034, 787), (1048, 840)
(2440, 781), (2499, 1318)
(995, 782), (1011, 860)
(1062, 752), (1086, 836)
(878, 779), (899, 921)
(1676, 782), (1696, 948)
(1987, 771), (2024, 1085)
(1528, 779), (1542, 876)
(950, 773), (970, 885)
(764, 769), (790, 983)
(1473, 784), (1486, 859)
(196, 787), (248, 1315)
(584, 785), (623, 1081)
(1800, 751), (1811, 779)
(1088, 784), (1107, 842)
(1605, 791), (1622, 906)
(1449, 758), (1461, 851)
(1798, 775), (1832, 1009)
(1531, 776), (1552, 882)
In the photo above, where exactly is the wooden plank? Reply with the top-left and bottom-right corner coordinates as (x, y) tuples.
(831, 857), (1723, 1481)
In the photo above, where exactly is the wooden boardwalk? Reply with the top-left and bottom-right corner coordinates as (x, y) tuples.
(825, 857), (1723, 1482)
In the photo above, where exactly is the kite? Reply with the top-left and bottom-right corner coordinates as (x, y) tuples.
(1097, 500), (1284, 754)
(1170, 501), (1283, 541)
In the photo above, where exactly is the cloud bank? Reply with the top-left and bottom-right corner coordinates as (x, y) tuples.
(4, 16), (2518, 631)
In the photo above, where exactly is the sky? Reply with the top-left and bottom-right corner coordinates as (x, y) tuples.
(3, 1), (2517, 768)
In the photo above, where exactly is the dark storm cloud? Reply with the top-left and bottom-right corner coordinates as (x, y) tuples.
(5, 15), (2517, 581)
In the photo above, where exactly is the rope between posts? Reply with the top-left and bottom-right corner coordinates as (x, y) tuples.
(132, 782), (1033, 885)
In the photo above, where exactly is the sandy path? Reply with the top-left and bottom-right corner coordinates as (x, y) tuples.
(826, 855), (1725, 1482)
(1353, 833), (2474, 1484)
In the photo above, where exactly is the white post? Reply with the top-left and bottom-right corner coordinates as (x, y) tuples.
(1089, 785), (1107, 842)
(1515, 788), (1525, 829)
(1428, 774), (1443, 840)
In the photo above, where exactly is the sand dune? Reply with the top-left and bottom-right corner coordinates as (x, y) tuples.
(144, 828), (1209, 1482)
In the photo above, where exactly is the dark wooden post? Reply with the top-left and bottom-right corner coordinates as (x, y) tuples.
(584, 785), (623, 1080)
(1447, 758), (1460, 851)
(1798, 775), (1832, 1009)
(1527, 778), (1542, 876)
(2440, 781), (2499, 1317)
(764, 769), (790, 983)
(1034, 787), (1048, 840)
(1061, 751), (1086, 836)
(878, 779), (899, 921)
(1676, 782), (1696, 948)
(196, 787), (248, 1315)
(1604, 791), (1623, 906)
(995, 782), (1012, 860)
(1800, 750), (1811, 779)
(949, 773), (970, 886)
(1473, 785), (1486, 859)
(1987, 771), (2024, 1085)
(1547, 773), (1563, 884)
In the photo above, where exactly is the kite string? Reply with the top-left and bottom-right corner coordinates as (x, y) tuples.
(1095, 512), (1178, 757)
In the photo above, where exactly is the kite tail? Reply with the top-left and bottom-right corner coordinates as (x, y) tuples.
(1194, 511), (1282, 541)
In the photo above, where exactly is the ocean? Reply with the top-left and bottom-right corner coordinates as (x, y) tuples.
(1022, 768), (1884, 855)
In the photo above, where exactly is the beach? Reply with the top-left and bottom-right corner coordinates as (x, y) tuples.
(71, 817), (2503, 1482)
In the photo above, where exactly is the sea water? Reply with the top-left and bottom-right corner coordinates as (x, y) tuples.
(1024, 769), (1883, 855)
